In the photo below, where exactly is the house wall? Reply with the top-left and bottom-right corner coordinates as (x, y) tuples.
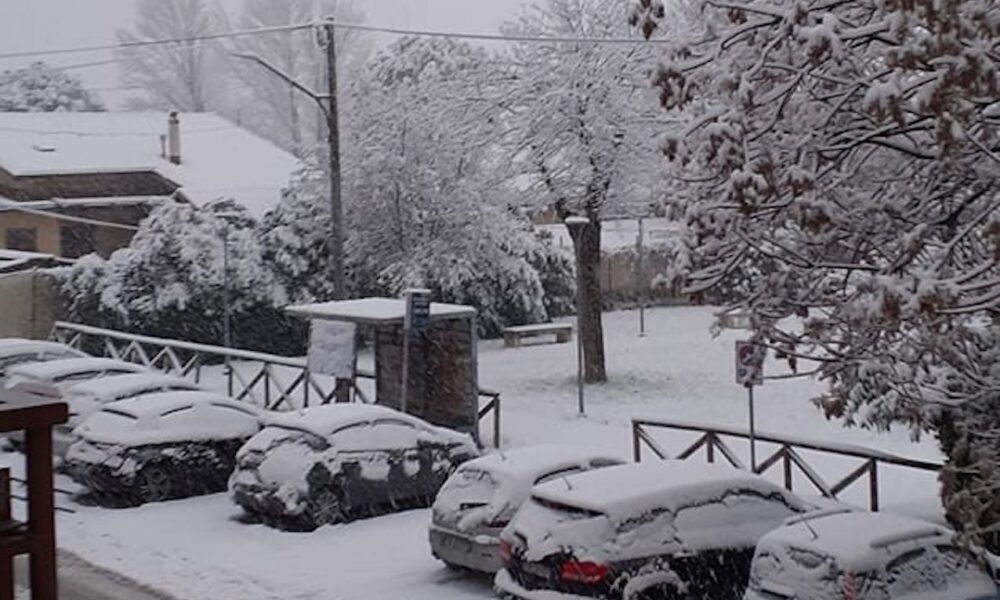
(0, 269), (63, 339)
(0, 212), (61, 255)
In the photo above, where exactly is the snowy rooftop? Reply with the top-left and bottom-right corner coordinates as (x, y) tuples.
(6, 357), (145, 381)
(532, 460), (788, 517)
(286, 298), (477, 325)
(265, 403), (421, 438)
(0, 339), (83, 359)
(65, 372), (197, 399)
(463, 444), (622, 482)
(0, 112), (300, 219)
(760, 512), (954, 572)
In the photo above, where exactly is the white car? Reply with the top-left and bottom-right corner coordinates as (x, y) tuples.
(0, 338), (87, 387)
(4, 357), (147, 393)
(51, 373), (202, 456)
(64, 391), (262, 506)
(430, 444), (623, 573)
(230, 404), (480, 531)
(745, 510), (999, 600)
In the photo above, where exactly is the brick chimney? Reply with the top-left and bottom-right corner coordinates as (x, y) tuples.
(167, 111), (181, 165)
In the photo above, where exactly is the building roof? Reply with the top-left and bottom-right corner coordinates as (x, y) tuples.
(0, 112), (301, 219)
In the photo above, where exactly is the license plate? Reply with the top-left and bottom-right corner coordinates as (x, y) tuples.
(440, 534), (472, 553)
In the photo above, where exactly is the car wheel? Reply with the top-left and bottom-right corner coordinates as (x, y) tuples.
(137, 464), (175, 503)
(306, 489), (347, 528)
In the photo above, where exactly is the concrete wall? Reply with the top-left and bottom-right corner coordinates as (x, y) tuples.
(0, 269), (63, 339)
(0, 212), (61, 255)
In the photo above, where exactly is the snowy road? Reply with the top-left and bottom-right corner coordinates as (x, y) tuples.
(14, 551), (178, 600)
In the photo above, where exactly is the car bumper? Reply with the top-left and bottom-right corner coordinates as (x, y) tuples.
(495, 569), (593, 600)
(429, 524), (503, 573)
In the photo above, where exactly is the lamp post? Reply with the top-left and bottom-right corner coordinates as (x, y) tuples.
(215, 212), (243, 350)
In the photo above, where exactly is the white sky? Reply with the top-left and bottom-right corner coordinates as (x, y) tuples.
(0, 0), (527, 107)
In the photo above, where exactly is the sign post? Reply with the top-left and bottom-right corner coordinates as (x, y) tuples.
(735, 340), (764, 471)
(401, 289), (431, 414)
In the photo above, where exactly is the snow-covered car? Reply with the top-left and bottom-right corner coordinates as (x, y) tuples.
(3, 357), (147, 393)
(0, 338), (87, 387)
(230, 404), (480, 531)
(496, 460), (818, 600)
(64, 391), (261, 506)
(744, 510), (999, 600)
(430, 444), (624, 573)
(49, 373), (202, 457)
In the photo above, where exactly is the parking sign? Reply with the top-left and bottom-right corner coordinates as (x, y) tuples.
(735, 340), (764, 387)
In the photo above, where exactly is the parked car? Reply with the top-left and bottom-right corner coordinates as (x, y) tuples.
(230, 404), (480, 531)
(3, 357), (147, 393)
(496, 460), (818, 600)
(64, 391), (261, 506)
(50, 373), (202, 456)
(744, 510), (999, 600)
(0, 339), (87, 387)
(430, 444), (624, 573)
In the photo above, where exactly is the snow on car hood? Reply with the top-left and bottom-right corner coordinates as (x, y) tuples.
(4, 357), (144, 383)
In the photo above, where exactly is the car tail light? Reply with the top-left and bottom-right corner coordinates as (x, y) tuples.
(842, 572), (857, 600)
(499, 540), (512, 565)
(559, 558), (608, 585)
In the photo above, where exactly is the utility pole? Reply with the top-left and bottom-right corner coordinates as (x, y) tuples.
(321, 21), (345, 301)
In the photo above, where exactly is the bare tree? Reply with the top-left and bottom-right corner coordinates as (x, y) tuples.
(115, 0), (225, 111)
(500, 0), (666, 383)
(229, 0), (368, 155)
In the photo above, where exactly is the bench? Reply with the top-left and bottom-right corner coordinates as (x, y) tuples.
(502, 323), (573, 348)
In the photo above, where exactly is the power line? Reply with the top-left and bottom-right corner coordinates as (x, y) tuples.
(332, 21), (672, 45)
(0, 19), (671, 64)
(0, 22), (314, 62)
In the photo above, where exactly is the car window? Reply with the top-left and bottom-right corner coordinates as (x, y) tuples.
(54, 369), (102, 383)
(535, 466), (584, 485)
(209, 402), (259, 417)
(438, 467), (499, 505)
(886, 545), (996, 598)
(674, 490), (799, 547)
(589, 458), (622, 469)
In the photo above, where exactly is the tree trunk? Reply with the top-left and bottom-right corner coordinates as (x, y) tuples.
(568, 219), (607, 383)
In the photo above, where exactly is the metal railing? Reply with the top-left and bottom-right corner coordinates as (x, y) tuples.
(632, 418), (941, 511)
(49, 321), (502, 447)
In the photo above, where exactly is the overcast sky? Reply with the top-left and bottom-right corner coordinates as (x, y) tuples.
(0, 0), (527, 107)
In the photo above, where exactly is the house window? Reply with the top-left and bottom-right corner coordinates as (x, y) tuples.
(5, 228), (38, 252)
(60, 224), (95, 258)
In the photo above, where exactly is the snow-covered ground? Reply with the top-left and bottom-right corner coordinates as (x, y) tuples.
(3, 306), (944, 599)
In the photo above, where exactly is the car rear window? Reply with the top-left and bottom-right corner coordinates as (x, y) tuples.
(886, 545), (996, 598)
(748, 546), (840, 600)
(438, 467), (500, 506)
(54, 369), (102, 383)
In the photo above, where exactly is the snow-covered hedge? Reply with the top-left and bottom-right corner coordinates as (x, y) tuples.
(58, 202), (306, 356)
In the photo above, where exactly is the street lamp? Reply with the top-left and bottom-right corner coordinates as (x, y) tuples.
(215, 211), (243, 350)
(564, 215), (590, 416)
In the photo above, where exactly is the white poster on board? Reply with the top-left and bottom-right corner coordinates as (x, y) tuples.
(308, 321), (356, 378)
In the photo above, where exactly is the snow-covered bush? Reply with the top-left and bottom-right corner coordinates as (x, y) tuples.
(0, 61), (104, 112)
(59, 202), (305, 355)
(635, 0), (1000, 548)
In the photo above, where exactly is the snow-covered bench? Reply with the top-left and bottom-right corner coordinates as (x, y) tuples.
(502, 323), (573, 348)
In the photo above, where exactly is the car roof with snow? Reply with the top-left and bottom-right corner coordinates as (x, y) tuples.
(0, 339), (84, 359)
(758, 511), (957, 572)
(532, 460), (801, 518)
(265, 403), (447, 438)
(458, 444), (622, 482)
(7, 357), (146, 380)
(65, 372), (198, 399)
(74, 391), (261, 446)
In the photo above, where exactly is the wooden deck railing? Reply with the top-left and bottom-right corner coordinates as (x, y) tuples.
(632, 418), (941, 511)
